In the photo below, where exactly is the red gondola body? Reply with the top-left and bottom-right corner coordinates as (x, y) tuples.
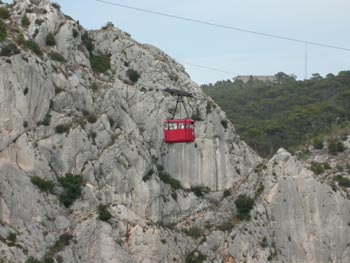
(164, 119), (195, 143)
(163, 88), (195, 144)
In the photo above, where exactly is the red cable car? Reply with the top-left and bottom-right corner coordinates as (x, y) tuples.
(163, 88), (195, 144)
(164, 119), (195, 143)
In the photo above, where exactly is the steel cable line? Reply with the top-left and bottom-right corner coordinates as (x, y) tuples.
(182, 62), (239, 75)
(95, 0), (350, 51)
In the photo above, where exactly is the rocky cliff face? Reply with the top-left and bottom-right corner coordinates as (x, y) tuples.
(0, 1), (350, 263)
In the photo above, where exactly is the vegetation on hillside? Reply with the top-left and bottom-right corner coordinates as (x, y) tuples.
(202, 71), (350, 157)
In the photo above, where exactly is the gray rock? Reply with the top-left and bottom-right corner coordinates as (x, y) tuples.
(1, 1), (349, 263)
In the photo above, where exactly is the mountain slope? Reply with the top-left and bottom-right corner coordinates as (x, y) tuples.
(202, 73), (350, 157)
(1, 1), (350, 263)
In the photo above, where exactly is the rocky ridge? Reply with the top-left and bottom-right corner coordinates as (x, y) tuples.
(0, 1), (350, 262)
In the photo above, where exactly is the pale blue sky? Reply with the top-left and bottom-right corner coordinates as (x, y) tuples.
(10, 0), (350, 84)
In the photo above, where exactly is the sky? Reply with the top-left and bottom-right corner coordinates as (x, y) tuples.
(8, 0), (350, 84)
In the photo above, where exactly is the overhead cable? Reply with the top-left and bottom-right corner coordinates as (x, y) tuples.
(182, 62), (239, 75)
(95, 0), (350, 51)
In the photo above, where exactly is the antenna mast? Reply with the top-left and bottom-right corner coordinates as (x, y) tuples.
(304, 44), (308, 80)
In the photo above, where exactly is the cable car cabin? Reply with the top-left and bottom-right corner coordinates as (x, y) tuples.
(164, 119), (195, 143)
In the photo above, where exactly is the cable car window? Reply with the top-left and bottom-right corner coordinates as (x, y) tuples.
(178, 123), (185, 129)
(164, 123), (169, 130)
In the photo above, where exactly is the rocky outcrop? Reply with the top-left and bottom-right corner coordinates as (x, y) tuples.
(0, 1), (349, 262)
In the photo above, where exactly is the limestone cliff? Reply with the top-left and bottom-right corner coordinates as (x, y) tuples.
(0, 1), (349, 263)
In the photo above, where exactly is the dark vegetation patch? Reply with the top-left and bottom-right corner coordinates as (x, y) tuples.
(55, 123), (71, 133)
(190, 186), (210, 197)
(142, 168), (153, 182)
(52, 2), (61, 10)
(45, 32), (56, 46)
(185, 251), (206, 263)
(0, 7), (10, 19)
(159, 171), (182, 190)
(335, 175), (350, 188)
(90, 53), (111, 73)
(31, 176), (55, 193)
(98, 204), (112, 222)
(58, 174), (83, 207)
(310, 161), (331, 175)
(0, 43), (20, 56)
(0, 18), (6, 41)
(21, 14), (30, 27)
(234, 194), (254, 220)
(183, 226), (202, 239)
(328, 138), (345, 155)
(126, 69), (140, 83)
(24, 40), (42, 56)
(202, 71), (350, 157)
(81, 32), (93, 54)
(49, 52), (65, 62)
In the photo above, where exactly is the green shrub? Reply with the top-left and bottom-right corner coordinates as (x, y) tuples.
(143, 168), (153, 182)
(72, 28), (78, 38)
(82, 32), (94, 54)
(41, 256), (54, 263)
(184, 226), (202, 239)
(159, 171), (182, 190)
(98, 204), (112, 221)
(58, 174), (83, 207)
(0, 18), (6, 41)
(0, 7), (10, 19)
(234, 194), (254, 220)
(191, 107), (203, 121)
(16, 33), (25, 45)
(101, 21), (114, 30)
(185, 251), (206, 263)
(221, 119), (228, 129)
(168, 73), (179, 82)
(75, 117), (86, 129)
(89, 131), (97, 144)
(7, 232), (17, 243)
(336, 175), (350, 188)
(255, 182), (265, 197)
(223, 189), (231, 198)
(26, 257), (41, 263)
(51, 233), (72, 253)
(35, 18), (44, 25)
(90, 81), (98, 91)
(206, 101), (216, 115)
(310, 162), (325, 175)
(90, 54), (111, 73)
(45, 32), (56, 46)
(32, 28), (39, 39)
(49, 51), (65, 62)
(126, 69), (140, 83)
(0, 43), (20, 56)
(31, 176), (55, 193)
(55, 123), (71, 133)
(190, 186), (210, 197)
(52, 2), (61, 10)
(323, 162), (331, 170)
(21, 14), (30, 27)
(55, 86), (64, 94)
(328, 138), (345, 155)
(313, 137), (324, 149)
(37, 113), (51, 126)
(86, 113), (97, 123)
(157, 164), (164, 172)
(25, 40), (42, 56)
(217, 221), (235, 232)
